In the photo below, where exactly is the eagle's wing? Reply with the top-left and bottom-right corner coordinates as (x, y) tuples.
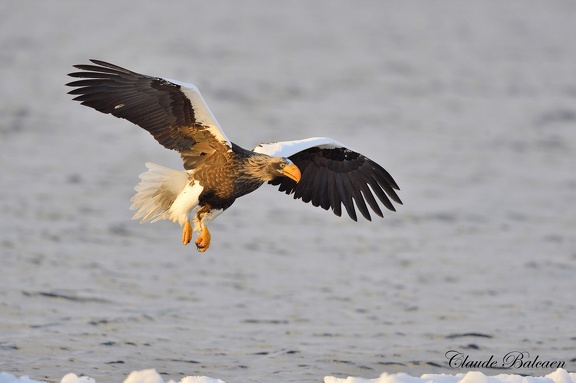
(66, 59), (231, 169)
(254, 137), (402, 221)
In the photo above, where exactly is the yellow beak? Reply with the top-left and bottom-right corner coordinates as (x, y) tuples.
(282, 164), (301, 183)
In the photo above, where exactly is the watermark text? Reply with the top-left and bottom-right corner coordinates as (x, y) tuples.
(445, 350), (566, 369)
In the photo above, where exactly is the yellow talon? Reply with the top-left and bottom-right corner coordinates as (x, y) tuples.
(182, 219), (192, 245)
(195, 226), (211, 252)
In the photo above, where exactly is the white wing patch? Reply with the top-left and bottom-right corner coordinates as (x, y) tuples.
(165, 78), (232, 151)
(253, 137), (348, 157)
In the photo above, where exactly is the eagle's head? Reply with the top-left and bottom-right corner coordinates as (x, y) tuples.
(270, 157), (301, 183)
(246, 155), (301, 183)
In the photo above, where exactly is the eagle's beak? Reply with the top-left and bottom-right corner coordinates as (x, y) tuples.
(282, 164), (301, 183)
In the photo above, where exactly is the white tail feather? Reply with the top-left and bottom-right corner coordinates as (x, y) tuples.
(130, 162), (190, 224)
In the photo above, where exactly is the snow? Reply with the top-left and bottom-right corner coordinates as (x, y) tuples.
(60, 374), (95, 383)
(0, 372), (44, 383)
(0, 369), (224, 383)
(120, 369), (169, 383)
(324, 369), (576, 383)
(1, 369), (574, 383)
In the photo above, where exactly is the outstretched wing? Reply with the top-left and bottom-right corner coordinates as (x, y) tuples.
(254, 137), (402, 221)
(66, 59), (231, 169)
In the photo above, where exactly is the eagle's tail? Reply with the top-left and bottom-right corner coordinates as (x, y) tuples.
(130, 162), (190, 224)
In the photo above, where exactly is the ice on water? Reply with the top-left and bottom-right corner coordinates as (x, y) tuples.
(1, 369), (575, 383)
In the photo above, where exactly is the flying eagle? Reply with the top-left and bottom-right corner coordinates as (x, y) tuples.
(67, 60), (402, 252)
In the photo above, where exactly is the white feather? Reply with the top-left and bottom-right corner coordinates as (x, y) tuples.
(169, 181), (204, 226)
(164, 78), (232, 150)
(130, 162), (201, 225)
(253, 137), (348, 157)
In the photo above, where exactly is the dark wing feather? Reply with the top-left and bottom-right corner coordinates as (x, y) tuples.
(268, 146), (402, 221)
(66, 59), (231, 169)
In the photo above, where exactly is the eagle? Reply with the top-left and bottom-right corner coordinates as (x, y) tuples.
(66, 60), (402, 252)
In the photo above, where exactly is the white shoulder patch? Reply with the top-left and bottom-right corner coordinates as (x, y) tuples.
(164, 78), (232, 150)
(253, 137), (348, 157)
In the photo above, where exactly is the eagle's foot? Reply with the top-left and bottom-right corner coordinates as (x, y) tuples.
(182, 219), (192, 245)
(195, 226), (211, 252)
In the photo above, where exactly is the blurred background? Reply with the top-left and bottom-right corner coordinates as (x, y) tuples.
(1, 1), (575, 382)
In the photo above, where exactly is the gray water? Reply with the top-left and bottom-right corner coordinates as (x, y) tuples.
(1, 1), (575, 382)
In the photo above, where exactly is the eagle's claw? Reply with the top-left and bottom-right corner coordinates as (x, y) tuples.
(195, 226), (211, 252)
(182, 219), (192, 245)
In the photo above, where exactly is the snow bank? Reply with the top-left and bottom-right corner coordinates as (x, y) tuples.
(324, 368), (576, 383)
(1, 369), (574, 383)
(0, 369), (225, 383)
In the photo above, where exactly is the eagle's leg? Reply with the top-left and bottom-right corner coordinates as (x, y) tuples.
(195, 226), (211, 252)
(182, 219), (192, 245)
(192, 204), (225, 252)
